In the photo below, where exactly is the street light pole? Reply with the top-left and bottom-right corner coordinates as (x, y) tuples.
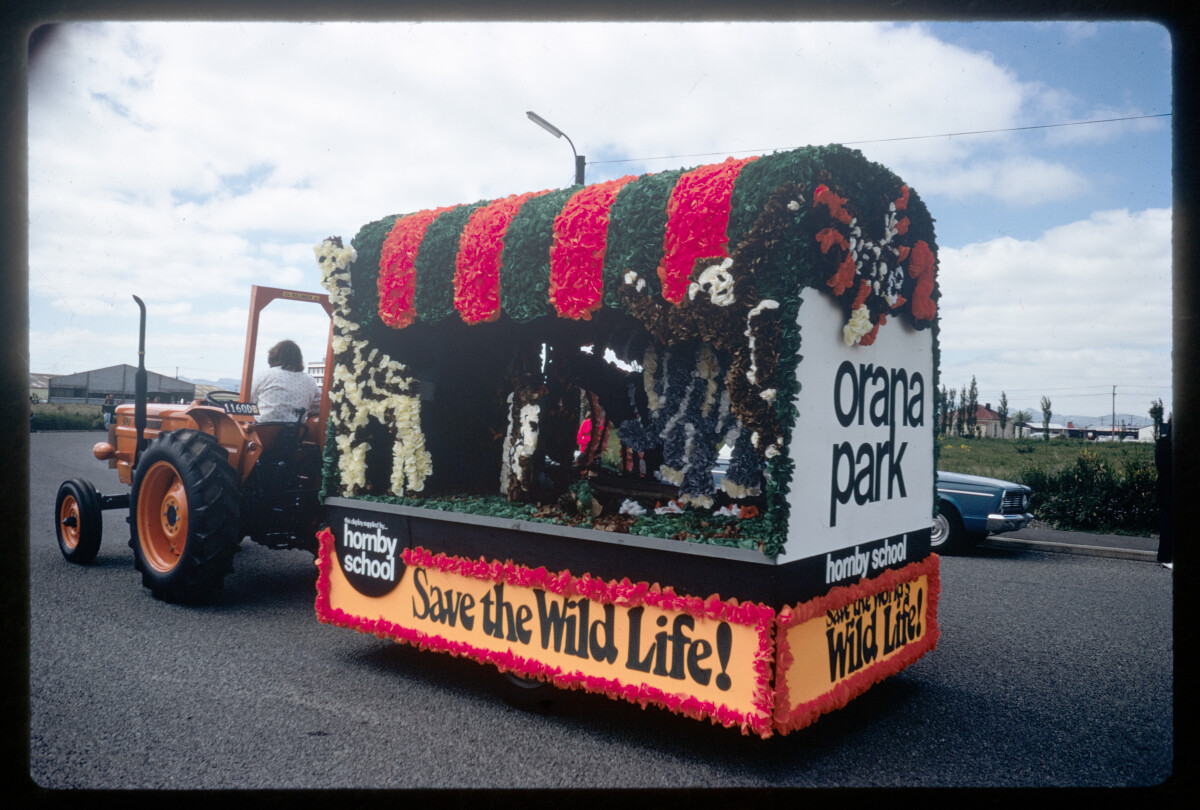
(526, 110), (585, 185)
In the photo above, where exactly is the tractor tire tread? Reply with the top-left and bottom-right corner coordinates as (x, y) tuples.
(129, 429), (242, 603)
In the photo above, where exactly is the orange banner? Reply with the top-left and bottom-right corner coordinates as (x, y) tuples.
(315, 530), (778, 736)
(773, 556), (940, 734)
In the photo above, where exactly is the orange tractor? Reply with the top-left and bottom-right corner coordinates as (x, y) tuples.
(54, 287), (335, 602)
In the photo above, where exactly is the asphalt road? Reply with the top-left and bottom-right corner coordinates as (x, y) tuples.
(23, 431), (1177, 792)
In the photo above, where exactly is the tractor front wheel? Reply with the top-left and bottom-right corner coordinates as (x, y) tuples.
(129, 430), (242, 603)
(55, 478), (103, 564)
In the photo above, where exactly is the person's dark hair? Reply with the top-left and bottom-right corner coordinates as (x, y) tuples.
(267, 340), (305, 372)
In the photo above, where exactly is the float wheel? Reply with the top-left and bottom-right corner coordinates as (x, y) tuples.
(495, 671), (557, 714)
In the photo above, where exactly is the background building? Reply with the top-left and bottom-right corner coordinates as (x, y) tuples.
(46, 364), (195, 405)
(29, 372), (53, 403)
(952, 403), (1018, 439)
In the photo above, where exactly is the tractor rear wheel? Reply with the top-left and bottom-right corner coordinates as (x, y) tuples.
(55, 478), (103, 564)
(129, 429), (242, 603)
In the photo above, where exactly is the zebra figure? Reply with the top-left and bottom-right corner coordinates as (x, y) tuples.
(614, 184), (809, 504)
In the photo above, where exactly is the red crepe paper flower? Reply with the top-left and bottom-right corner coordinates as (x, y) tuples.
(815, 226), (849, 255)
(455, 190), (549, 324)
(379, 206), (456, 328)
(549, 175), (638, 319)
(852, 279), (872, 310)
(826, 254), (856, 297)
(813, 184), (853, 225)
(907, 239), (937, 322)
(658, 156), (759, 304)
(858, 320), (881, 347)
(814, 177), (938, 342)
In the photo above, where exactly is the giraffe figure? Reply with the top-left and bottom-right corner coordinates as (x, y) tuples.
(315, 237), (432, 498)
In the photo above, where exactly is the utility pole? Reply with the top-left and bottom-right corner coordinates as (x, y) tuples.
(1112, 385), (1116, 441)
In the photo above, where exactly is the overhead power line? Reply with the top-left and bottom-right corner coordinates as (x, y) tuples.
(588, 112), (1171, 166)
(981, 384), (1171, 394)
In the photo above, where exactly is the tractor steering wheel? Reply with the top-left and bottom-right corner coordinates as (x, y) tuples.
(204, 390), (242, 406)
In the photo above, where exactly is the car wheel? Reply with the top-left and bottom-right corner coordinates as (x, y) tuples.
(931, 501), (967, 554)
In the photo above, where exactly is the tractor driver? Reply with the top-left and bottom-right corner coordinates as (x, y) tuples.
(251, 339), (322, 423)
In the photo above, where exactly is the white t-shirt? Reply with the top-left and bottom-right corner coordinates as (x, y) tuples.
(251, 367), (321, 422)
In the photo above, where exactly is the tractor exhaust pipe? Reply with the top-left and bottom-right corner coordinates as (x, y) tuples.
(132, 295), (148, 459)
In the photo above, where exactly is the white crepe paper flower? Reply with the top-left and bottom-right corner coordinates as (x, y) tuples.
(843, 305), (873, 346)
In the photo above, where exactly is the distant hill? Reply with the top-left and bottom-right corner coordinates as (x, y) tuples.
(1050, 413), (1152, 429)
(179, 376), (241, 393)
(988, 407), (1152, 429)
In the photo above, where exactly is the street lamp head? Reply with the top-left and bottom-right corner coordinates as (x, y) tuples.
(526, 111), (564, 139)
(526, 110), (584, 186)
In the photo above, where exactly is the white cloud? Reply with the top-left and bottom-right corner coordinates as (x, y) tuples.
(922, 157), (1091, 203)
(25, 20), (1171, 419)
(1061, 22), (1100, 44)
(937, 207), (1172, 414)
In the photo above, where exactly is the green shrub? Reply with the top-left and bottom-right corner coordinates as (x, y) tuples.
(30, 404), (105, 431)
(31, 412), (104, 430)
(1019, 447), (1157, 534)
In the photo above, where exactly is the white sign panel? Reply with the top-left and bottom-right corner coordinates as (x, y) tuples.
(780, 288), (934, 563)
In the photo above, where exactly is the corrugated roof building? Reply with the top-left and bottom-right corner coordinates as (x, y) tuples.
(47, 364), (195, 405)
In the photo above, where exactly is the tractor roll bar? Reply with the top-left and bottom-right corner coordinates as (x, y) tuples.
(238, 285), (336, 435)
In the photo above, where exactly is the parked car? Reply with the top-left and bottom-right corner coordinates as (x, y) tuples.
(933, 471), (1033, 553)
(711, 445), (733, 489)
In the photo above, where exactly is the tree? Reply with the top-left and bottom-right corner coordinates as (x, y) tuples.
(943, 388), (956, 435)
(998, 392), (1009, 436)
(966, 376), (979, 436)
(1012, 409), (1031, 436)
(958, 385), (968, 437)
(1149, 398), (1164, 440)
(936, 384), (947, 437)
(1040, 396), (1053, 441)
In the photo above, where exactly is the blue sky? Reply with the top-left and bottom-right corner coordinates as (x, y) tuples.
(924, 21), (1172, 243)
(26, 20), (1173, 421)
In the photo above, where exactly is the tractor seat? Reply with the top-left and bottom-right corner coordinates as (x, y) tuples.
(251, 421), (308, 458)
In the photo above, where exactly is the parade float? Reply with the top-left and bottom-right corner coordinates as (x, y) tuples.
(311, 144), (941, 737)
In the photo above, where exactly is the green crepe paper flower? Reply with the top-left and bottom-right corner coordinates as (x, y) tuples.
(355, 490), (768, 550)
(347, 214), (400, 330)
(602, 168), (682, 310)
(319, 415), (341, 502)
(413, 201), (490, 325)
(499, 187), (576, 323)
